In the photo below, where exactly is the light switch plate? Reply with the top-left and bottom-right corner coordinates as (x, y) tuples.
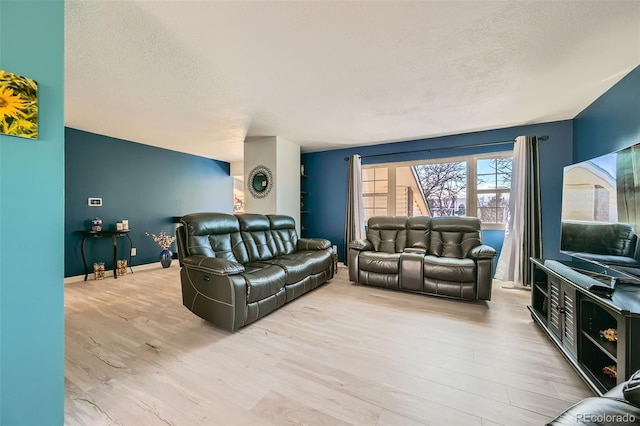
(88, 197), (102, 206)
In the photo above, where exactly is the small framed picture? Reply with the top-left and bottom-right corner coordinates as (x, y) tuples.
(88, 197), (102, 206)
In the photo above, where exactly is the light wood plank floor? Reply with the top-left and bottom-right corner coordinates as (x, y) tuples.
(65, 264), (593, 425)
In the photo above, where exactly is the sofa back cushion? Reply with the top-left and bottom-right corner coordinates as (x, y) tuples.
(181, 213), (243, 263)
(236, 214), (278, 262)
(367, 216), (408, 253)
(429, 217), (481, 258)
(268, 215), (298, 255)
(407, 216), (431, 250)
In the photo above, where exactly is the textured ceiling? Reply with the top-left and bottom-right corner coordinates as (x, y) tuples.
(65, 1), (640, 163)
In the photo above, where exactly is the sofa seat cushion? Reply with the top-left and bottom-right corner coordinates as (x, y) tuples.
(260, 257), (312, 285)
(241, 264), (286, 303)
(285, 251), (332, 275)
(359, 252), (401, 274)
(423, 255), (475, 282)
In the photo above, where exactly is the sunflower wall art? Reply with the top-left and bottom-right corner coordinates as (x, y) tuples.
(0, 69), (38, 139)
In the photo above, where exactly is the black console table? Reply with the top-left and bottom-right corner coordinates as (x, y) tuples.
(80, 229), (134, 281)
(529, 258), (640, 395)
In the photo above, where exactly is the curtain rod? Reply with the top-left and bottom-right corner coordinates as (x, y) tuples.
(343, 135), (549, 161)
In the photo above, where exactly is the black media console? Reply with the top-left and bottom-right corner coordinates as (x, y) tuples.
(529, 258), (640, 395)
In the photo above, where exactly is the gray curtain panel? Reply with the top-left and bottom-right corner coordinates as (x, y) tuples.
(344, 154), (366, 266)
(523, 136), (543, 285)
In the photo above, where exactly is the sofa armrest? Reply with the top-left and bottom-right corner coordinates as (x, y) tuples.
(349, 239), (373, 251)
(469, 245), (497, 260)
(182, 255), (245, 275)
(298, 238), (331, 251)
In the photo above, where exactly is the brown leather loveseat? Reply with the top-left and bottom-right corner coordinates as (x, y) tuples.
(177, 212), (334, 331)
(348, 216), (496, 301)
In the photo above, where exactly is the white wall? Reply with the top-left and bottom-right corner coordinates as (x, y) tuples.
(245, 137), (278, 214)
(244, 136), (300, 232)
(276, 137), (301, 232)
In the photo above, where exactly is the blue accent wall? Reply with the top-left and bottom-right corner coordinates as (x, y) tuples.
(0, 1), (65, 424)
(65, 128), (233, 277)
(573, 65), (640, 162)
(302, 120), (573, 263)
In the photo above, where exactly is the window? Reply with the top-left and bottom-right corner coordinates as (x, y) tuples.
(362, 153), (513, 228)
(362, 166), (388, 220)
(476, 157), (512, 225)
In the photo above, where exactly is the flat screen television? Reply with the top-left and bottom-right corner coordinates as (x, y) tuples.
(560, 141), (640, 284)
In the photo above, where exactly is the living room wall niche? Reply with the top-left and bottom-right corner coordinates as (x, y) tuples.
(64, 128), (233, 277)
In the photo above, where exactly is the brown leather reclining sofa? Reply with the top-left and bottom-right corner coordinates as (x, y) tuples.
(349, 216), (497, 301)
(177, 212), (334, 331)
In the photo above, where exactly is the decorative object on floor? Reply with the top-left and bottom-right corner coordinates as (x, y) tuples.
(0, 69), (38, 139)
(116, 259), (128, 276)
(91, 217), (102, 231)
(159, 249), (173, 268)
(247, 165), (273, 199)
(146, 230), (176, 268)
(93, 262), (105, 280)
(600, 328), (618, 342)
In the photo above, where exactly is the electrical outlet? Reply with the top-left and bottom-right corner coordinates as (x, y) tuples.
(131, 248), (137, 256)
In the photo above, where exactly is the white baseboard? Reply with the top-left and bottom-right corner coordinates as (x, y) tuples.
(64, 262), (169, 284)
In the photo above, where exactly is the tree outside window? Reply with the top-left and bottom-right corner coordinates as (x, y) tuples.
(412, 161), (467, 217)
(477, 157), (512, 224)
